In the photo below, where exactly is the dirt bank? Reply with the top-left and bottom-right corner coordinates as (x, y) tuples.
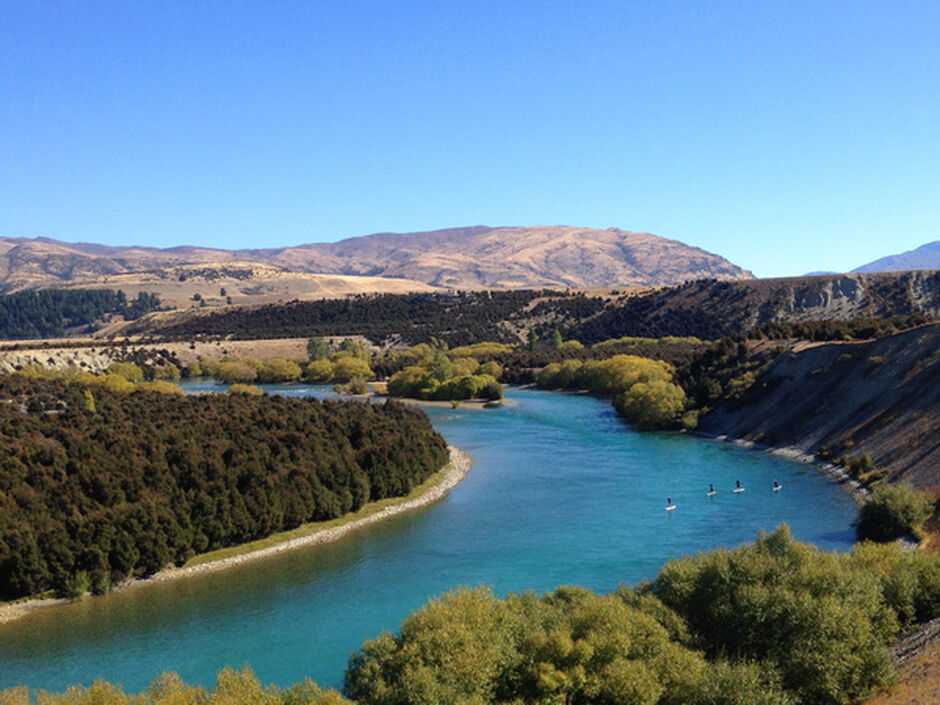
(700, 323), (940, 491)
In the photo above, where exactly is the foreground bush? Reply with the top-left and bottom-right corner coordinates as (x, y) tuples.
(855, 483), (934, 542)
(0, 668), (349, 705)
(344, 585), (793, 705)
(9, 528), (940, 704)
(651, 525), (907, 704)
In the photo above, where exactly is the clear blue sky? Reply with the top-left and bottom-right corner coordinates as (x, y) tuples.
(1, 1), (938, 277)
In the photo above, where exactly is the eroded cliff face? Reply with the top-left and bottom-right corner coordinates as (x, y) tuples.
(765, 271), (940, 323)
(700, 323), (940, 490)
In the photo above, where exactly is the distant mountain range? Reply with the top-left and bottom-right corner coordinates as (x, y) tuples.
(0, 226), (752, 302)
(853, 240), (940, 273)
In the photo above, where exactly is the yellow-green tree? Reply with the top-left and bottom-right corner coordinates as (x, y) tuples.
(304, 359), (335, 383)
(106, 362), (144, 382)
(216, 361), (257, 384)
(332, 357), (372, 382)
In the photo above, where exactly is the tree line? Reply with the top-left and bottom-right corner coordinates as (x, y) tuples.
(0, 289), (161, 339)
(0, 375), (448, 601)
(128, 291), (556, 346)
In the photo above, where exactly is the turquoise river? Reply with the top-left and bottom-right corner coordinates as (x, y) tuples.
(0, 385), (859, 693)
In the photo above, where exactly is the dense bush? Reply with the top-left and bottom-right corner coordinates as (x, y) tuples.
(344, 585), (793, 705)
(0, 375), (448, 600)
(649, 525), (940, 704)
(536, 354), (690, 429)
(855, 483), (934, 542)
(386, 344), (503, 402)
(131, 291), (552, 346)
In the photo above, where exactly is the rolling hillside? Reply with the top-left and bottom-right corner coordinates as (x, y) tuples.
(0, 226), (752, 295)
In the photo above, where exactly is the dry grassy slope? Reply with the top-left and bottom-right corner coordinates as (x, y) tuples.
(45, 263), (441, 308)
(0, 225), (752, 295)
(288, 225), (753, 288)
(0, 337), (314, 375)
(700, 323), (940, 490)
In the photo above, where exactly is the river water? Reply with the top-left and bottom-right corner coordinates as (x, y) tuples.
(0, 385), (858, 693)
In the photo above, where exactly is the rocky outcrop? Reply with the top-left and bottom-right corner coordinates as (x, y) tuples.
(566, 271), (940, 343)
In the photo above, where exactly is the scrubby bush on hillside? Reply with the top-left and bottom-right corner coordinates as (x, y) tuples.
(855, 483), (934, 542)
(651, 525), (904, 704)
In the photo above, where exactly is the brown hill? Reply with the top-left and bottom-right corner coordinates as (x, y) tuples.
(0, 238), (441, 305)
(257, 226), (753, 288)
(0, 226), (752, 296)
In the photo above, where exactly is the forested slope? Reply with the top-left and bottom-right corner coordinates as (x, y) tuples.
(123, 271), (940, 346)
(0, 377), (448, 600)
(0, 289), (160, 339)
(126, 290), (563, 345)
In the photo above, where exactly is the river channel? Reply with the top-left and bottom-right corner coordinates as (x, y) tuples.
(0, 385), (858, 693)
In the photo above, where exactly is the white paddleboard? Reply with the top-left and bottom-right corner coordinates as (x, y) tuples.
(773, 485), (783, 492)
(706, 491), (717, 497)
(665, 504), (677, 511)
(732, 488), (745, 493)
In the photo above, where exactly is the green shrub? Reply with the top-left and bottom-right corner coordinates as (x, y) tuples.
(106, 362), (144, 383)
(856, 483), (934, 542)
(304, 359), (334, 383)
(227, 383), (263, 396)
(651, 525), (896, 705)
(216, 360), (257, 384)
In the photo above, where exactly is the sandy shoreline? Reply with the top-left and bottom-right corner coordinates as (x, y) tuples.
(0, 445), (471, 626)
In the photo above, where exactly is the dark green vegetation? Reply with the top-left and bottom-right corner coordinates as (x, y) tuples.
(0, 289), (160, 339)
(855, 484), (935, 542)
(0, 375), (448, 601)
(128, 290), (557, 346)
(14, 528), (940, 704)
